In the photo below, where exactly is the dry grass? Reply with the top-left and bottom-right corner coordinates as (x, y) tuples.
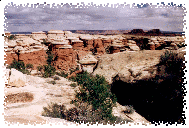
(5, 92), (34, 103)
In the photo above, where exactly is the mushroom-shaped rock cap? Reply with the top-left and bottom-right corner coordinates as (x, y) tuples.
(150, 38), (157, 41)
(48, 30), (64, 34)
(110, 44), (125, 47)
(154, 41), (160, 44)
(32, 31), (46, 34)
(80, 35), (93, 40)
(66, 37), (79, 40)
(59, 44), (73, 49)
(64, 31), (73, 34)
(113, 40), (122, 43)
(71, 39), (83, 43)
(148, 42), (155, 45)
(51, 40), (69, 45)
(79, 54), (98, 64)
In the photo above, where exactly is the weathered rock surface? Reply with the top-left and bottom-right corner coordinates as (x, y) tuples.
(4, 30), (186, 78)
(7, 68), (26, 88)
(79, 54), (98, 73)
(112, 102), (150, 125)
(93, 50), (166, 84)
(5, 50), (47, 70)
(4, 73), (77, 125)
(52, 48), (77, 72)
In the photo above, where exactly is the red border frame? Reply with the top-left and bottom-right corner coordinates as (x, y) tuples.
(0, 0), (188, 127)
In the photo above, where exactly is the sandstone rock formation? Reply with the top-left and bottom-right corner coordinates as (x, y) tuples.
(32, 31), (47, 41)
(79, 54), (98, 73)
(5, 50), (47, 70)
(47, 30), (65, 40)
(7, 68), (26, 88)
(112, 102), (150, 125)
(127, 40), (140, 51)
(52, 46), (77, 73)
(93, 50), (165, 84)
(110, 44), (125, 54)
(4, 30), (185, 75)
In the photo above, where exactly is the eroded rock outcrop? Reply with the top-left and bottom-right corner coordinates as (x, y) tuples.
(4, 30), (186, 75)
(79, 54), (98, 73)
(5, 50), (47, 70)
(7, 68), (27, 88)
(93, 50), (164, 84)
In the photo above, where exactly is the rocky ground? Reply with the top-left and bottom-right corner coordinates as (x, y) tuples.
(4, 73), (77, 125)
(4, 69), (151, 125)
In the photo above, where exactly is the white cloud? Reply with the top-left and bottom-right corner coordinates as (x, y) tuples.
(4, 2), (185, 32)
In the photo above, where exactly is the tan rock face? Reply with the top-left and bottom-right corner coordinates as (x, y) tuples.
(148, 42), (155, 50)
(52, 48), (77, 72)
(80, 39), (94, 50)
(32, 31), (47, 40)
(110, 45), (121, 54)
(5, 50), (47, 70)
(8, 68), (26, 88)
(93, 39), (105, 54)
(71, 40), (84, 50)
(102, 39), (112, 47)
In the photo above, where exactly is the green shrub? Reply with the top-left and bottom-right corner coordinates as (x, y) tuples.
(26, 63), (33, 72)
(54, 76), (60, 80)
(56, 71), (68, 78)
(159, 50), (185, 76)
(37, 64), (56, 78)
(7, 35), (16, 40)
(42, 65), (56, 78)
(42, 103), (66, 118)
(46, 51), (54, 65)
(70, 83), (77, 88)
(7, 60), (30, 74)
(48, 80), (56, 85)
(42, 102), (124, 124)
(71, 71), (117, 123)
(8, 60), (25, 71)
(41, 39), (50, 46)
(37, 65), (43, 72)
(105, 46), (110, 54)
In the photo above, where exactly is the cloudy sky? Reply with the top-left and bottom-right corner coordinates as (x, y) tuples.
(4, 2), (185, 32)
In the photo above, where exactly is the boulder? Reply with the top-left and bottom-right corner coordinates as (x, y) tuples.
(79, 54), (98, 65)
(81, 65), (96, 73)
(8, 68), (26, 88)
(128, 43), (140, 51)
(79, 54), (98, 73)
(5, 48), (13, 52)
